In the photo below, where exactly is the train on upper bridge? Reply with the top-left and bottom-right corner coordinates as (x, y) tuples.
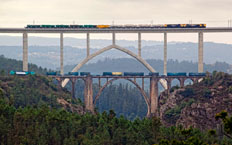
(26, 24), (207, 29)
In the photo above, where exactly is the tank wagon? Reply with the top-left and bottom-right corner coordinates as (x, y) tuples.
(26, 24), (206, 29)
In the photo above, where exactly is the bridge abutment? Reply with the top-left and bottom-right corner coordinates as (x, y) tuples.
(84, 76), (94, 113)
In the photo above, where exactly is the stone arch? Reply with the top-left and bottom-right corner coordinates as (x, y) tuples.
(184, 78), (194, 86)
(94, 78), (151, 117)
(62, 44), (167, 89)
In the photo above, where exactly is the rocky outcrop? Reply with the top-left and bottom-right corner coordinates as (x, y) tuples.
(57, 98), (85, 115)
(159, 72), (232, 130)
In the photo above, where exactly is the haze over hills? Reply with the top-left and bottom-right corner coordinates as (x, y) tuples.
(0, 36), (232, 69)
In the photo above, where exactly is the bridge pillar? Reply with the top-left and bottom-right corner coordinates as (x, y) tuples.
(164, 33), (167, 75)
(70, 78), (76, 99)
(198, 32), (204, 73)
(87, 33), (90, 57)
(84, 76), (94, 113)
(150, 76), (159, 116)
(138, 32), (141, 57)
(112, 32), (116, 45)
(60, 33), (64, 75)
(166, 78), (172, 94)
(179, 78), (185, 88)
(23, 33), (28, 71)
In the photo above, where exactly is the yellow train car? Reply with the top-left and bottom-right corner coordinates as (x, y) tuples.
(97, 25), (110, 28)
(112, 72), (123, 76)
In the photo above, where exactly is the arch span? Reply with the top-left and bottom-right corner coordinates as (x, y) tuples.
(62, 44), (167, 89)
(94, 78), (151, 117)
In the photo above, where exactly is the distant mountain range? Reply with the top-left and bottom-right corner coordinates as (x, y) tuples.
(0, 35), (232, 69)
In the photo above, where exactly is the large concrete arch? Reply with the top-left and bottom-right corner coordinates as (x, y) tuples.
(62, 44), (167, 88)
(94, 78), (151, 117)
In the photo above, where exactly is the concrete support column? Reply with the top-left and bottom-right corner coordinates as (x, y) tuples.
(150, 76), (159, 116)
(138, 32), (141, 57)
(166, 78), (172, 94)
(112, 32), (116, 45)
(71, 78), (76, 99)
(84, 76), (94, 113)
(179, 78), (185, 88)
(23, 33), (28, 71)
(60, 33), (64, 75)
(164, 33), (167, 75)
(87, 33), (90, 57)
(198, 32), (204, 73)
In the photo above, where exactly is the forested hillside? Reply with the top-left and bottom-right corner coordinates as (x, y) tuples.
(0, 55), (48, 74)
(0, 75), (84, 114)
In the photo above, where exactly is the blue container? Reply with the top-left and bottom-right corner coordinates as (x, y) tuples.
(46, 72), (57, 75)
(149, 72), (159, 76)
(80, 72), (91, 76)
(124, 72), (144, 76)
(68, 72), (79, 76)
(189, 72), (206, 76)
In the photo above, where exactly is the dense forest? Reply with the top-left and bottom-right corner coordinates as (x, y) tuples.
(0, 98), (232, 144)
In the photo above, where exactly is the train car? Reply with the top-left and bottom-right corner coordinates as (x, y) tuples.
(97, 25), (110, 28)
(103, 72), (122, 76)
(46, 72), (57, 75)
(70, 25), (84, 28)
(149, 72), (159, 76)
(124, 72), (144, 76)
(189, 72), (206, 76)
(68, 72), (79, 76)
(41, 25), (55, 28)
(26, 25), (41, 28)
(10, 71), (35, 75)
(80, 72), (91, 76)
(83, 25), (97, 28)
(55, 25), (69, 28)
(167, 72), (187, 76)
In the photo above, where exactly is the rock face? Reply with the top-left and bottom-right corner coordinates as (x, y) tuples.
(57, 98), (85, 115)
(159, 72), (232, 130)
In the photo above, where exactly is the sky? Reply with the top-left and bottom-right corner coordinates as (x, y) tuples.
(0, 0), (232, 43)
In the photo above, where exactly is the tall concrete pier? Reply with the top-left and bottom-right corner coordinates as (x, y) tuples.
(87, 33), (90, 57)
(84, 76), (94, 113)
(198, 32), (204, 73)
(23, 33), (28, 71)
(138, 32), (141, 57)
(150, 76), (159, 116)
(60, 33), (64, 75)
(164, 33), (167, 75)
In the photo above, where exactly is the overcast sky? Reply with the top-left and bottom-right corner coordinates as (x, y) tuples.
(0, 0), (232, 43)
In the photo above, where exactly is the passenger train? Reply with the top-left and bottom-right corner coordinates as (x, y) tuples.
(26, 24), (206, 29)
